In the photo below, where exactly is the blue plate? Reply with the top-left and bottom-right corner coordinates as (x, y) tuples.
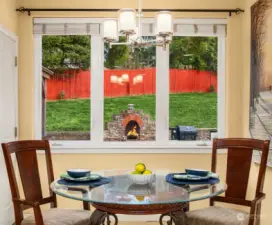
(185, 168), (210, 177)
(173, 172), (219, 181)
(166, 173), (220, 186)
(60, 173), (101, 182)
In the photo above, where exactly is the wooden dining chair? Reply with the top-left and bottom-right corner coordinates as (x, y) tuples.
(186, 138), (270, 225)
(2, 140), (91, 225)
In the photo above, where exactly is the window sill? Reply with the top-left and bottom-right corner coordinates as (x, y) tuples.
(46, 141), (227, 154)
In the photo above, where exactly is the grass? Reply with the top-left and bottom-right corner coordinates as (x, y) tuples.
(46, 93), (217, 132)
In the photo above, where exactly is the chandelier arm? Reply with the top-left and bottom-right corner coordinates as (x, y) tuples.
(110, 42), (131, 48)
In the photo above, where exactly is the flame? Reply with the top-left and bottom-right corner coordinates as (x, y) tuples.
(127, 125), (139, 137)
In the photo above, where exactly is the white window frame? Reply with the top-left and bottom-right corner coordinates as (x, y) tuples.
(34, 18), (226, 153)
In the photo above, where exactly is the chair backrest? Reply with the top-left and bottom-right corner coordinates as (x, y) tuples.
(210, 138), (270, 206)
(1, 140), (57, 211)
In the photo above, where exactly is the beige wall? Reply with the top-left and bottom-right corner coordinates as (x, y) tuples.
(15, 0), (272, 224)
(0, 0), (18, 34)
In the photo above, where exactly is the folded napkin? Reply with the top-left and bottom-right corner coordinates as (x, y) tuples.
(57, 176), (112, 187)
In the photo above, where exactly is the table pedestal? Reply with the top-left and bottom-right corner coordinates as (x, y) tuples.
(90, 202), (189, 225)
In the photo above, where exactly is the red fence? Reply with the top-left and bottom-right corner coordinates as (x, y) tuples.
(46, 68), (217, 100)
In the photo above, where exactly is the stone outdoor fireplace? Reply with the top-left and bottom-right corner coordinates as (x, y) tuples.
(104, 104), (155, 141)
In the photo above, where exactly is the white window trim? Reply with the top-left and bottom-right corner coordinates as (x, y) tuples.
(34, 18), (226, 153)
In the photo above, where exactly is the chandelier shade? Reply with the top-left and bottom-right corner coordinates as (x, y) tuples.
(118, 77), (123, 84)
(104, 0), (173, 50)
(103, 20), (118, 42)
(134, 75), (143, 84)
(121, 74), (129, 82)
(156, 11), (173, 36)
(118, 8), (137, 35)
(110, 75), (118, 83)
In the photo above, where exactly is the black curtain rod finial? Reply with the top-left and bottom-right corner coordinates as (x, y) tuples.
(235, 8), (244, 14)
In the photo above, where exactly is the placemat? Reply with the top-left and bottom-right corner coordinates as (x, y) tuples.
(57, 177), (112, 187)
(166, 173), (220, 186)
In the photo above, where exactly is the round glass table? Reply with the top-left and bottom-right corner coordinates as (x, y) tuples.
(51, 170), (227, 225)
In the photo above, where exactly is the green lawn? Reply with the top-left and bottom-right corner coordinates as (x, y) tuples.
(46, 93), (217, 132)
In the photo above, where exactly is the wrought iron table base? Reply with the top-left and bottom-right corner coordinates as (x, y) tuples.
(159, 212), (187, 225)
(90, 208), (188, 225)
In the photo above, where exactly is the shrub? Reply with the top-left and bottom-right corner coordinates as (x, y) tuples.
(209, 84), (215, 92)
(58, 90), (66, 100)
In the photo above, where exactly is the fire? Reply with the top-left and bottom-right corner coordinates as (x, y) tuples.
(127, 125), (139, 137)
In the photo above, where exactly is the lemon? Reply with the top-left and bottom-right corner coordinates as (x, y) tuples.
(143, 170), (152, 175)
(135, 163), (146, 173)
(130, 171), (142, 175)
(136, 196), (145, 201)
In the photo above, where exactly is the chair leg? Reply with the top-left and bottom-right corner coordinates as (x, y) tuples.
(13, 203), (23, 225)
(33, 205), (44, 225)
(255, 204), (262, 225)
(83, 201), (90, 210)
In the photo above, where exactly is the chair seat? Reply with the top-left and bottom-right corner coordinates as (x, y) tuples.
(22, 208), (91, 225)
(186, 206), (249, 225)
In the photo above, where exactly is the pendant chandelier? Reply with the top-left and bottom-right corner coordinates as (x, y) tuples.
(103, 0), (173, 50)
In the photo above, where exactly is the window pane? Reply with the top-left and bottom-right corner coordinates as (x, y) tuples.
(104, 37), (156, 141)
(42, 35), (91, 140)
(169, 37), (218, 141)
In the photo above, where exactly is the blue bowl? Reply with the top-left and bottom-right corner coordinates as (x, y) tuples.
(185, 168), (209, 177)
(67, 169), (90, 178)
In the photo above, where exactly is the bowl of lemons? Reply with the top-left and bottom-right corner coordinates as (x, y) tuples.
(127, 163), (155, 185)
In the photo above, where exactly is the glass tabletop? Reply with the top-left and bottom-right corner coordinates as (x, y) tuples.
(51, 169), (227, 205)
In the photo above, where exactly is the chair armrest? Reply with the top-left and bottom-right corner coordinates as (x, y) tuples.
(251, 193), (266, 207)
(249, 192), (266, 224)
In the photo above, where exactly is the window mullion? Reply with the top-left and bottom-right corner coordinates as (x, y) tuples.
(156, 46), (170, 143)
(91, 36), (104, 142)
(34, 35), (42, 140)
(217, 36), (226, 138)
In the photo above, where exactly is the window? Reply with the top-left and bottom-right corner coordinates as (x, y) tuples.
(34, 18), (226, 150)
(104, 37), (156, 142)
(169, 37), (218, 141)
(41, 35), (91, 140)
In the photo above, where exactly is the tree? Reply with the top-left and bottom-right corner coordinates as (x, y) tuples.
(43, 35), (217, 72)
(104, 37), (156, 69)
(170, 37), (217, 72)
(104, 37), (129, 69)
(42, 35), (91, 73)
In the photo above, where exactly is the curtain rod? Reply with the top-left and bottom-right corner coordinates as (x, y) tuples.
(16, 7), (244, 16)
